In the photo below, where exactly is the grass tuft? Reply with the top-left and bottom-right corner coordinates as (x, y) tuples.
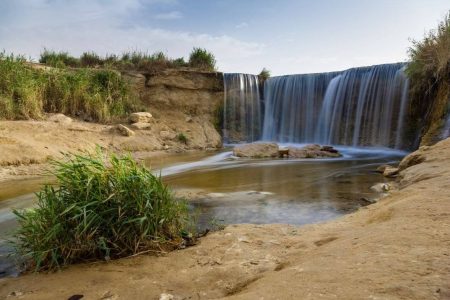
(12, 150), (192, 272)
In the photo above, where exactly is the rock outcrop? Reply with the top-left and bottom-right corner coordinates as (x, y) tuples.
(233, 143), (279, 158)
(288, 144), (341, 158)
(233, 143), (341, 159)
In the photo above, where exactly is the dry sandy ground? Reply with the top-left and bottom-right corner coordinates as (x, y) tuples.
(1, 139), (450, 299)
(0, 116), (221, 183)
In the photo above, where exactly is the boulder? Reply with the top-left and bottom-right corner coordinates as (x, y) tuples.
(160, 130), (177, 140)
(130, 122), (151, 130)
(398, 152), (425, 171)
(376, 164), (392, 173)
(288, 144), (341, 158)
(117, 124), (135, 137)
(129, 112), (152, 123)
(383, 166), (399, 178)
(233, 143), (279, 158)
(370, 183), (390, 193)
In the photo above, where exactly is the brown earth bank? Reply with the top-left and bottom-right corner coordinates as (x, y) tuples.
(1, 140), (450, 299)
(0, 68), (223, 183)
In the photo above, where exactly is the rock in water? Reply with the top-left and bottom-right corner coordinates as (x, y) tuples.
(376, 164), (392, 173)
(129, 112), (153, 123)
(117, 124), (135, 137)
(233, 143), (279, 158)
(383, 166), (399, 178)
(288, 144), (341, 158)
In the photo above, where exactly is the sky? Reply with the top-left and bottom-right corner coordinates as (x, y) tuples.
(0, 0), (448, 75)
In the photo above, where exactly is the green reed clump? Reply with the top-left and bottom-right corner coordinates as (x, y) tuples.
(188, 47), (217, 71)
(13, 150), (191, 272)
(0, 53), (140, 122)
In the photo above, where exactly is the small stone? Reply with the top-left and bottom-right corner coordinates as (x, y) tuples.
(117, 124), (135, 137)
(376, 164), (392, 173)
(159, 293), (174, 300)
(383, 166), (399, 178)
(8, 291), (23, 297)
(130, 112), (152, 123)
(130, 122), (151, 130)
(185, 116), (193, 123)
(160, 130), (176, 140)
(47, 113), (72, 125)
(370, 183), (390, 193)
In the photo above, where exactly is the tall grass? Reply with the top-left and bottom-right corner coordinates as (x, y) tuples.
(13, 150), (191, 271)
(405, 12), (450, 144)
(0, 52), (140, 122)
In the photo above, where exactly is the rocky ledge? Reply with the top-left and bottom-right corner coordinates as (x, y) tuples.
(232, 142), (342, 159)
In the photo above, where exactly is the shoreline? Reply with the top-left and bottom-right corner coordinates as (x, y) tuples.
(0, 138), (449, 299)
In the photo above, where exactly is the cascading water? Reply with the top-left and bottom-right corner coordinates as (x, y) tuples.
(223, 73), (263, 143)
(262, 72), (340, 143)
(261, 63), (410, 149)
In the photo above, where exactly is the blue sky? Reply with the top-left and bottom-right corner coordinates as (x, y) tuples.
(0, 0), (448, 75)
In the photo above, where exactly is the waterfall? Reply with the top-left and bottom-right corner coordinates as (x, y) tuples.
(261, 63), (410, 148)
(223, 73), (263, 143)
(223, 63), (410, 149)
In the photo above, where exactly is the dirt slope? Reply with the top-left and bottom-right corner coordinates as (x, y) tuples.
(1, 139), (450, 300)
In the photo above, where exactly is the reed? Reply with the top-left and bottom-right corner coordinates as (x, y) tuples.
(13, 150), (191, 271)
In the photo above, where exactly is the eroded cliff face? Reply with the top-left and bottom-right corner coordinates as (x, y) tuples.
(123, 69), (223, 150)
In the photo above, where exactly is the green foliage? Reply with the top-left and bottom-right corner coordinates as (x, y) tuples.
(188, 48), (217, 71)
(259, 68), (271, 81)
(405, 12), (450, 144)
(39, 49), (80, 67)
(80, 52), (103, 67)
(0, 54), (140, 122)
(12, 150), (191, 271)
(177, 132), (188, 144)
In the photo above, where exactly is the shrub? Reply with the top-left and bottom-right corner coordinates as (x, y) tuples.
(177, 132), (188, 144)
(259, 68), (271, 81)
(12, 150), (191, 271)
(189, 47), (216, 71)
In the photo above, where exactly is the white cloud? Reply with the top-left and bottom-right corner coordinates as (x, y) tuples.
(154, 11), (183, 20)
(235, 22), (249, 29)
(0, 0), (265, 73)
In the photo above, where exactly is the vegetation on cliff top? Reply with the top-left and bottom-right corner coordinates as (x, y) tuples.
(39, 47), (217, 73)
(406, 12), (450, 145)
(0, 52), (140, 122)
(12, 151), (192, 271)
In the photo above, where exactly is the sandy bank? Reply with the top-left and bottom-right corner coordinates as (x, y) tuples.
(1, 139), (450, 299)
(0, 116), (221, 183)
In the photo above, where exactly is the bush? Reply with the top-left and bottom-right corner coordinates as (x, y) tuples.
(189, 48), (216, 71)
(259, 68), (271, 81)
(13, 150), (191, 271)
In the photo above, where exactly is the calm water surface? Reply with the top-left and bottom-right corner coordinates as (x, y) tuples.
(0, 146), (405, 277)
